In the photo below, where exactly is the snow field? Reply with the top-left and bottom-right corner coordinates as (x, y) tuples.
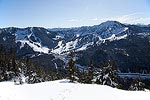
(0, 79), (150, 100)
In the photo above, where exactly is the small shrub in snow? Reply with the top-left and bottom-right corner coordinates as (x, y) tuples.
(129, 77), (145, 91)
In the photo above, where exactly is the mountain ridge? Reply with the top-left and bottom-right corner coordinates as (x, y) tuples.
(0, 21), (150, 73)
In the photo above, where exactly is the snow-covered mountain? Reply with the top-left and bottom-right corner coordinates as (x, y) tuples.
(0, 27), (58, 56)
(0, 21), (130, 55)
(50, 21), (129, 54)
(0, 21), (150, 72)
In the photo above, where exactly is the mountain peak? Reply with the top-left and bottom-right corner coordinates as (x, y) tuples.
(101, 20), (121, 24)
(98, 21), (124, 28)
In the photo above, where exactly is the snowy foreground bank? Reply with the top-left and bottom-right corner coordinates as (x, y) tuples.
(0, 79), (149, 100)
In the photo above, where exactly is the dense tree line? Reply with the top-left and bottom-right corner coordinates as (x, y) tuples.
(0, 44), (147, 90)
(0, 44), (61, 84)
(66, 51), (147, 91)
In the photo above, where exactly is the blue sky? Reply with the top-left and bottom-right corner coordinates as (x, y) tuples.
(0, 0), (150, 28)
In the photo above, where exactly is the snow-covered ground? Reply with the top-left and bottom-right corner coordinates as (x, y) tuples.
(0, 79), (149, 100)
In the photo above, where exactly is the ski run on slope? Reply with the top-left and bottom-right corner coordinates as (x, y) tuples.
(51, 34), (127, 54)
(0, 79), (149, 100)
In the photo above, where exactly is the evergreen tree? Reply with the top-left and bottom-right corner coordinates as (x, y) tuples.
(129, 76), (145, 91)
(66, 51), (77, 82)
(0, 44), (57, 84)
(24, 58), (43, 84)
(54, 63), (62, 80)
(78, 68), (88, 83)
(9, 47), (19, 76)
(94, 60), (119, 87)
(0, 44), (6, 81)
(86, 59), (94, 83)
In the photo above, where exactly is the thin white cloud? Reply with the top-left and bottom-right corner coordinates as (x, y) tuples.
(91, 18), (98, 21)
(68, 19), (78, 22)
(100, 13), (150, 25)
(114, 13), (143, 23)
(68, 18), (83, 22)
(130, 17), (150, 24)
(68, 13), (150, 26)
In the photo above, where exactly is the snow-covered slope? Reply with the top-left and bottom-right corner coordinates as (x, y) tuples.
(0, 79), (149, 100)
(0, 21), (149, 56)
(15, 28), (53, 54)
(51, 21), (129, 54)
(0, 27), (57, 55)
(0, 21), (130, 55)
(15, 28), (50, 53)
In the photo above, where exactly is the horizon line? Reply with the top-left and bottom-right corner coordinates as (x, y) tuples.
(0, 20), (149, 29)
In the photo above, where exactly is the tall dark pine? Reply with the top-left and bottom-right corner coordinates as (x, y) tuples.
(0, 44), (6, 81)
(66, 51), (77, 82)
(9, 47), (18, 76)
(87, 59), (94, 83)
(78, 70), (87, 83)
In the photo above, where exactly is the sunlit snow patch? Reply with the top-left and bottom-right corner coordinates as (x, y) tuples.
(0, 79), (150, 100)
